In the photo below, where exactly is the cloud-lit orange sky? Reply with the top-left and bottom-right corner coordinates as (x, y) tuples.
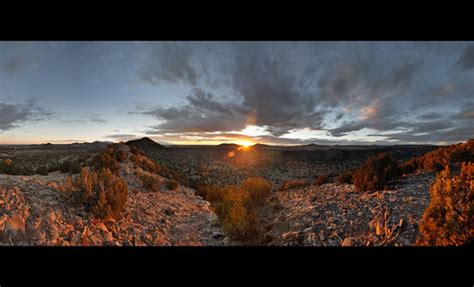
(0, 42), (473, 145)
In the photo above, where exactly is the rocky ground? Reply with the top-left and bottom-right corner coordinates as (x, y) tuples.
(0, 150), (227, 246)
(261, 172), (435, 246)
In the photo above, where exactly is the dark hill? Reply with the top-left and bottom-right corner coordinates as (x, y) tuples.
(125, 137), (167, 152)
(216, 143), (240, 149)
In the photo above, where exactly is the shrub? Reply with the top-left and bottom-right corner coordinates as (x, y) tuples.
(335, 172), (353, 184)
(164, 179), (179, 190)
(140, 157), (158, 173)
(206, 177), (272, 241)
(66, 167), (128, 219)
(352, 153), (401, 192)
(402, 140), (474, 174)
(59, 159), (81, 174)
(47, 164), (60, 173)
(416, 162), (474, 246)
(115, 149), (129, 162)
(130, 145), (144, 156)
(280, 179), (311, 191)
(0, 159), (25, 175)
(204, 185), (227, 203)
(190, 180), (211, 198)
(91, 152), (120, 173)
(241, 177), (272, 205)
(215, 186), (258, 239)
(314, 174), (329, 186)
(139, 173), (162, 192)
(399, 161), (416, 175)
(36, 166), (49, 176)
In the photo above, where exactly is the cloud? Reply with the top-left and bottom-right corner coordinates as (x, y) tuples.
(138, 42), (473, 144)
(456, 44), (474, 70)
(143, 88), (250, 133)
(90, 117), (107, 123)
(139, 43), (198, 85)
(0, 101), (53, 132)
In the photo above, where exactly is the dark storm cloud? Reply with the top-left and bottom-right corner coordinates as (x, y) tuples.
(456, 44), (474, 70)
(143, 88), (250, 133)
(0, 101), (53, 132)
(138, 42), (474, 144)
(140, 43), (328, 136)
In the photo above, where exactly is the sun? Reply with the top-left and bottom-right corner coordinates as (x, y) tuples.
(236, 140), (254, 148)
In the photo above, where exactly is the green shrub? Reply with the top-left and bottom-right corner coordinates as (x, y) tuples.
(416, 162), (474, 246)
(314, 174), (329, 186)
(352, 153), (401, 192)
(65, 167), (128, 219)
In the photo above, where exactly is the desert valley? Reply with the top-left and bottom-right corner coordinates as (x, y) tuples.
(0, 138), (472, 246)
(0, 41), (473, 247)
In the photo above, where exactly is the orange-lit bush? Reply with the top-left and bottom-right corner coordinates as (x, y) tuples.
(215, 186), (258, 239)
(241, 177), (272, 205)
(402, 139), (474, 174)
(416, 162), (474, 246)
(65, 167), (128, 219)
(353, 153), (401, 192)
(91, 152), (120, 173)
(139, 173), (162, 192)
(207, 177), (272, 241)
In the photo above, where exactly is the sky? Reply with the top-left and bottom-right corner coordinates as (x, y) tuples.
(0, 41), (472, 145)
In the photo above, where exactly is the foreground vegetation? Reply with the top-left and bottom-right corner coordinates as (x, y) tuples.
(64, 167), (128, 219)
(416, 162), (473, 246)
(194, 177), (272, 242)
